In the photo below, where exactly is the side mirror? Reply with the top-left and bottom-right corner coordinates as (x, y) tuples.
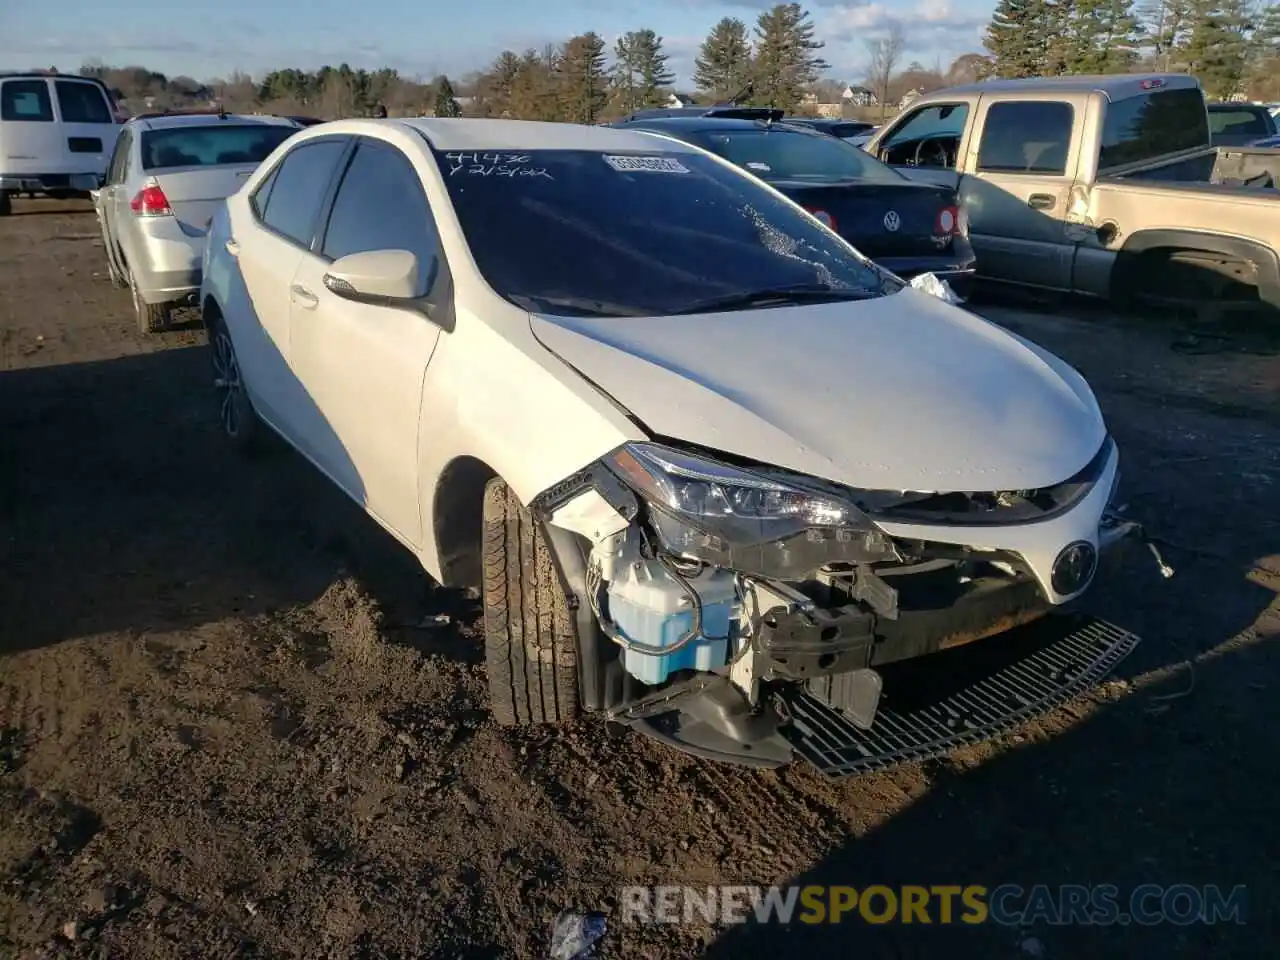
(323, 249), (429, 305)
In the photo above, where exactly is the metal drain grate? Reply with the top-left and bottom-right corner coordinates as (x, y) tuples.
(777, 617), (1141, 778)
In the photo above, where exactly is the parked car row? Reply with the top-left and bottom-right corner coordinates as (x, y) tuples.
(4, 73), (1249, 775)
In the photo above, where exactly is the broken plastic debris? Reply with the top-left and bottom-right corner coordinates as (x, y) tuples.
(550, 910), (607, 959)
(909, 271), (963, 304)
(417, 613), (452, 627)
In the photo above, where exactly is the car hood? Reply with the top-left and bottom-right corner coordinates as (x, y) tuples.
(529, 288), (1106, 493)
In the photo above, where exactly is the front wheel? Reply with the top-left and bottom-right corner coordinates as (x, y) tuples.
(481, 477), (581, 725)
(208, 314), (263, 455)
(0, 191), (11, 217)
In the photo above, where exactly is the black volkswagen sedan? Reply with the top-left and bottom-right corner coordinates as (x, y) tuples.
(612, 115), (975, 296)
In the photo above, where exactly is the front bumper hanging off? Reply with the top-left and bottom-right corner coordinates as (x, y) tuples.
(622, 518), (1157, 777)
(779, 615), (1141, 777)
(626, 613), (1142, 776)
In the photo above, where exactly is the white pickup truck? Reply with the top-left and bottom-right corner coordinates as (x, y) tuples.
(864, 74), (1280, 317)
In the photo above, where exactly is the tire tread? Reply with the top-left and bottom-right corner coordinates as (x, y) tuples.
(482, 478), (579, 725)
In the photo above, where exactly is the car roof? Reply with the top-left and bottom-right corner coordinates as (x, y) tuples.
(128, 113), (299, 131)
(302, 117), (705, 153)
(934, 73), (1200, 102)
(0, 72), (108, 87)
(617, 116), (829, 138)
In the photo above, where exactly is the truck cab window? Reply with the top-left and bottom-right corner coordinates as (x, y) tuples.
(879, 103), (969, 169)
(977, 101), (1074, 176)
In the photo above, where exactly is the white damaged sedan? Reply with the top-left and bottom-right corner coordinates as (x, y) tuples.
(200, 117), (1155, 774)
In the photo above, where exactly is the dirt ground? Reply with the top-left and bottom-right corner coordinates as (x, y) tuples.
(1, 198), (1278, 960)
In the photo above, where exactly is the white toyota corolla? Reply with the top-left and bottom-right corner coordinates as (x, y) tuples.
(200, 118), (1152, 775)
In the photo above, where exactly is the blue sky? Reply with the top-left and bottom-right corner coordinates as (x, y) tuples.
(0, 0), (992, 87)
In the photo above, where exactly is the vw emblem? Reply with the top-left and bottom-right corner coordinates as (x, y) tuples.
(883, 210), (901, 232)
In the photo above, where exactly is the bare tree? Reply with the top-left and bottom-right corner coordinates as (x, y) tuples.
(865, 23), (906, 122)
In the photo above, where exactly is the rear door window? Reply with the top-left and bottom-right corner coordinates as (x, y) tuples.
(54, 81), (113, 123)
(1, 79), (54, 122)
(977, 101), (1074, 175)
(257, 139), (347, 246)
(1099, 87), (1209, 169)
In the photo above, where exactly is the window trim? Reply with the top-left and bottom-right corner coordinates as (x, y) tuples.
(0, 77), (55, 123)
(249, 135), (353, 250)
(975, 100), (1075, 177)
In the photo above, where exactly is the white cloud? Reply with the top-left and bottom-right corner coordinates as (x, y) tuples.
(818, 0), (988, 78)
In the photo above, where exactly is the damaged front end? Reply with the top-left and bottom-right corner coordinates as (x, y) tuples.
(532, 440), (1160, 775)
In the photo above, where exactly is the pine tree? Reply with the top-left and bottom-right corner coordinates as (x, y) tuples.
(433, 75), (462, 118)
(558, 32), (610, 124)
(1059, 0), (1144, 72)
(750, 3), (829, 110)
(985, 0), (1052, 77)
(1183, 0), (1252, 98)
(613, 29), (675, 114)
(693, 18), (754, 102)
(1139, 0), (1195, 70)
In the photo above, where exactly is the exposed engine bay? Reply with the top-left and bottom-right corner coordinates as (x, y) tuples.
(531, 439), (1166, 771)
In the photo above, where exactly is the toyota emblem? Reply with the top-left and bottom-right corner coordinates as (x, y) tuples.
(883, 210), (901, 232)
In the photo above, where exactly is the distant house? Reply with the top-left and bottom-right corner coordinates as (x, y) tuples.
(899, 88), (922, 109)
(665, 92), (697, 109)
(842, 85), (877, 107)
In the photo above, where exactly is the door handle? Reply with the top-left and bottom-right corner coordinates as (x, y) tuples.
(1028, 193), (1056, 210)
(224, 238), (240, 257)
(290, 284), (319, 309)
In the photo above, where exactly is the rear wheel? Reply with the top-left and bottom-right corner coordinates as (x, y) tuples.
(481, 477), (581, 725)
(130, 273), (170, 334)
(208, 313), (263, 455)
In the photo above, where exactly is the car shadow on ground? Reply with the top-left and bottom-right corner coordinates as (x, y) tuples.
(702, 621), (1278, 958)
(0, 344), (477, 661)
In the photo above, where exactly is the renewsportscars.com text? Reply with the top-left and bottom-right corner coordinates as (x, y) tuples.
(620, 884), (1248, 927)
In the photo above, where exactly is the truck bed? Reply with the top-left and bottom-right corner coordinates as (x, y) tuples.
(1107, 146), (1280, 191)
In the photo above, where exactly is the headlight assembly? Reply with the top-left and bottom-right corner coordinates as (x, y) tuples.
(605, 442), (899, 579)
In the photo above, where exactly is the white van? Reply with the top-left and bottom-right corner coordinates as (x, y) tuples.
(0, 73), (121, 216)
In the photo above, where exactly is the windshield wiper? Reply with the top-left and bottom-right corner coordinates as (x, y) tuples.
(509, 294), (651, 318)
(670, 282), (880, 315)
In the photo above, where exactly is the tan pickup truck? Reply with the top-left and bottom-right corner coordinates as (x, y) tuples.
(864, 74), (1280, 314)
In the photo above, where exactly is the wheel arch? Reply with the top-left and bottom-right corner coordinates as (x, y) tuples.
(1113, 229), (1280, 309)
(430, 455), (500, 590)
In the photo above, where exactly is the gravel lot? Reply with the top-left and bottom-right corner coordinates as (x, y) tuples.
(2, 198), (1278, 959)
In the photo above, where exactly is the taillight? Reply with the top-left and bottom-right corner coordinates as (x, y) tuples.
(935, 205), (958, 236)
(130, 182), (172, 217)
(806, 207), (837, 231)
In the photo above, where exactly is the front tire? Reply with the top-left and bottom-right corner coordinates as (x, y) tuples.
(481, 477), (581, 725)
(208, 314), (263, 455)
